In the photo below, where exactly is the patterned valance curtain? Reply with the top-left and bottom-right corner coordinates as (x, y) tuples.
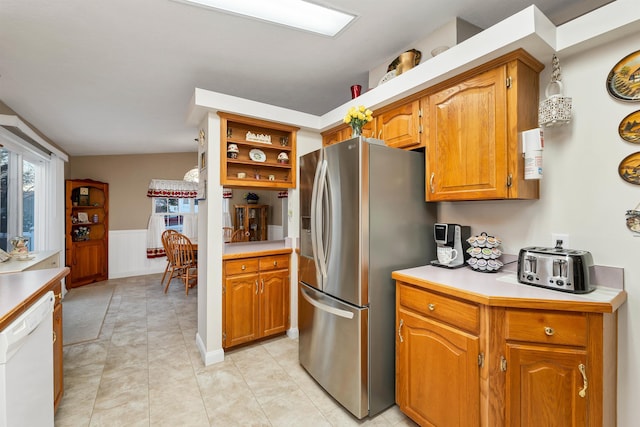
(146, 179), (198, 198)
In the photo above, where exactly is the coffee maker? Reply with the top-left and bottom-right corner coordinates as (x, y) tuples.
(432, 223), (471, 268)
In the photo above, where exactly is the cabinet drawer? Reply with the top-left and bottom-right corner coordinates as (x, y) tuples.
(225, 259), (259, 276)
(505, 309), (587, 346)
(398, 284), (479, 333)
(259, 254), (289, 272)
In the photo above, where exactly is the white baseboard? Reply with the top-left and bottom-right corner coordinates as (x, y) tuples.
(196, 332), (225, 366)
(287, 328), (299, 339)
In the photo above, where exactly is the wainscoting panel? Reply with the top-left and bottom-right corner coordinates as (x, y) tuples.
(109, 229), (166, 279)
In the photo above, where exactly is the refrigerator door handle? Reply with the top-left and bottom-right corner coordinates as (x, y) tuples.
(300, 285), (354, 319)
(314, 159), (329, 279)
(310, 158), (322, 278)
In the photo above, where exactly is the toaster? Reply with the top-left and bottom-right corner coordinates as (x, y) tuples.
(517, 244), (595, 293)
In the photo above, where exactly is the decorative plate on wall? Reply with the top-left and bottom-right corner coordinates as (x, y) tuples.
(619, 110), (640, 143)
(618, 152), (640, 184)
(606, 49), (640, 101)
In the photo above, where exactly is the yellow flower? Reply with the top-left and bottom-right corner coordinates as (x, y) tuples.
(344, 105), (374, 135)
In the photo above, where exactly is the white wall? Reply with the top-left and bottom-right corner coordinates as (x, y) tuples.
(439, 34), (640, 424)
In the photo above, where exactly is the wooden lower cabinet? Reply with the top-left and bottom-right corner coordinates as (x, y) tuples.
(222, 253), (290, 349)
(396, 282), (619, 427)
(67, 239), (107, 288)
(397, 306), (480, 426)
(53, 283), (64, 412)
(505, 343), (587, 426)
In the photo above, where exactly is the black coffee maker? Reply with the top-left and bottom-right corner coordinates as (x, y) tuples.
(432, 223), (471, 268)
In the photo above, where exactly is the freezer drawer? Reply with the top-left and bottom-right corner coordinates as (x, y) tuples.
(298, 282), (369, 419)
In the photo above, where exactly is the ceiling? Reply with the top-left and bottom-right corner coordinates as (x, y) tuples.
(0, 0), (612, 156)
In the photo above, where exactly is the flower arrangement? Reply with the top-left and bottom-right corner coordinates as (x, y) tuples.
(343, 105), (373, 137)
(244, 192), (259, 204)
(73, 226), (90, 241)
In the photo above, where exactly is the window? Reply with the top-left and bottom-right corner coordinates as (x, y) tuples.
(151, 197), (198, 233)
(0, 148), (42, 252)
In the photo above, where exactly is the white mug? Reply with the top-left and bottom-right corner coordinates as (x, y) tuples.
(437, 246), (458, 265)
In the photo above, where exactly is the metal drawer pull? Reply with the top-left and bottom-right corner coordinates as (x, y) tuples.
(53, 331), (57, 344)
(544, 326), (555, 336)
(428, 303), (435, 311)
(255, 280), (258, 294)
(430, 173), (435, 193)
(273, 261), (277, 266)
(241, 264), (246, 270)
(398, 319), (404, 343)
(578, 363), (588, 398)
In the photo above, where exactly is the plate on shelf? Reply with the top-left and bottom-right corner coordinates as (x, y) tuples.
(249, 149), (266, 162)
(378, 69), (396, 86)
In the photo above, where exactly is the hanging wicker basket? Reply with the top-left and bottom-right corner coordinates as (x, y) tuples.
(539, 54), (572, 127)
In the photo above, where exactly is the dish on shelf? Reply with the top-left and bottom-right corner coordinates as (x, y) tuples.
(16, 255), (35, 261)
(378, 69), (396, 86)
(249, 149), (266, 162)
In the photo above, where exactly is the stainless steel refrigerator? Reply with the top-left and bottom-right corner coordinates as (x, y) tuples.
(298, 137), (436, 419)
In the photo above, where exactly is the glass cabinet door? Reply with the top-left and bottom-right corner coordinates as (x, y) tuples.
(233, 205), (267, 241)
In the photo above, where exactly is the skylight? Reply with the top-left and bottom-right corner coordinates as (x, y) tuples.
(173, 0), (355, 37)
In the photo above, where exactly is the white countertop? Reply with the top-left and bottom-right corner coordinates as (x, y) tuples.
(0, 250), (59, 274)
(392, 261), (627, 313)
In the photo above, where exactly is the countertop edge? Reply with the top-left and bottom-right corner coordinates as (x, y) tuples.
(392, 268), (627, 314)
(0, 267), (70, 330)
(223, 247), (292, 260)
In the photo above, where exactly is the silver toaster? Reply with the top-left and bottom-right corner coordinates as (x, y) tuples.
(517, 244), (595, 293)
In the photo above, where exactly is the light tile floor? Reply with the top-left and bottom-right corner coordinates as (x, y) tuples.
(54, 274), (418, 426)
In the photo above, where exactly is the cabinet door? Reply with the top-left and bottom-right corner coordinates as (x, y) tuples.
(247, 206), (267, 241)
(259, 269), (289, 337)
(427, 66), (508, 201)
(322, 122), (375, 147)
(53, 299), (63, 412)
(322, 127), (348, 146)
(68, 240), (107, 287)
(397, 308), (480, 427)
(224, 273), (260, 348)
(377, 99), (424, 149)
(505, 344), (588, 427)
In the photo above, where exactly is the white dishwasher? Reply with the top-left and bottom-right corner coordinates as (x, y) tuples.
(0, 291), (54, 427)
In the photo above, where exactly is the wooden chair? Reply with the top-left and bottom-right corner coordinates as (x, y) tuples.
(164, 232), (198, 295)
(223, 226), (234, 243)
(223, 227), (249, 243)
(160, 229), (178, 287)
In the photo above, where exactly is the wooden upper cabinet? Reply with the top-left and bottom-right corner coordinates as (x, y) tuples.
(426, 50), (543, 201)
(322, 121), (375, 147)
(322, 126), (350, 147)
(376, 99), (425, 150)
(219, 112), (298, 189)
